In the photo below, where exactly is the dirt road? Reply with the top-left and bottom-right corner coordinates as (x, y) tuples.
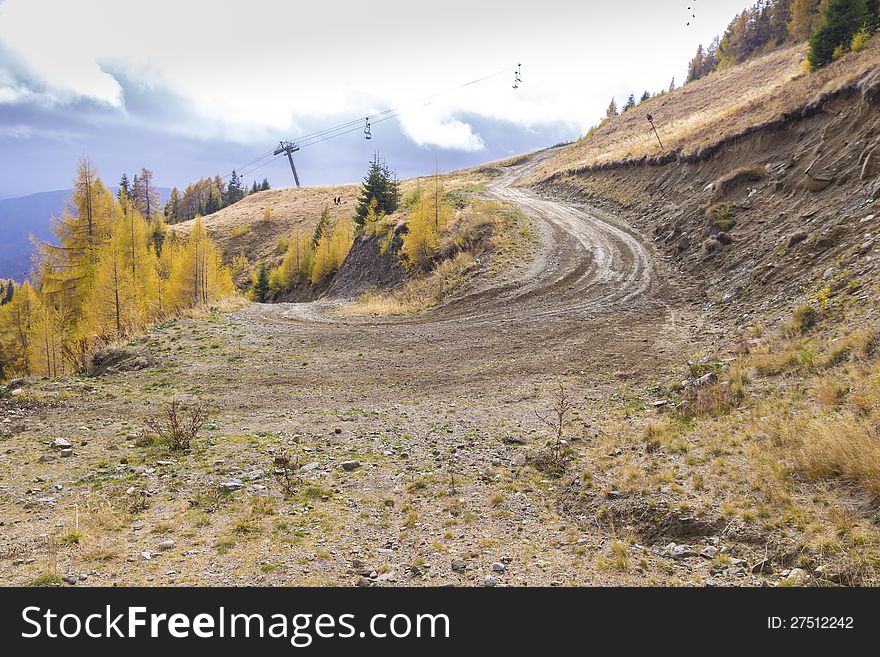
(2, 150), (699, 587)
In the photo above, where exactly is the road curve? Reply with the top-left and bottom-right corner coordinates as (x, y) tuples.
(254, 147), (658, 326)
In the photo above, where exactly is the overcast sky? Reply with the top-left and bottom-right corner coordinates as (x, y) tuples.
(0, 0), (749, 198)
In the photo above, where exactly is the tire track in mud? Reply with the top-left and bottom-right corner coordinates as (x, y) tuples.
(240, 147), (659, 328)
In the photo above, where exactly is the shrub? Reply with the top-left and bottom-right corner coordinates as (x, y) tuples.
(145, 398), (208, 451)
(229, 225), (251, 239)
(788, 305), (819, 335)
(851, 26), (872, 51)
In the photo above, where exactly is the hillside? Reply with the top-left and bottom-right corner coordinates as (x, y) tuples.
(529, 40), (880, 182)
(172, 184), (360, 272)
(4, 32), (880, 591)
(0, 190), (68, 279)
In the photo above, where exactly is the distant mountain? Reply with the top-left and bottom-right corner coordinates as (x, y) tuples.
(0, 187), (171, 280)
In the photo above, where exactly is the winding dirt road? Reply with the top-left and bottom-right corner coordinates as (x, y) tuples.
(258, 148), (661, 328)
(2, 150), (698, 587)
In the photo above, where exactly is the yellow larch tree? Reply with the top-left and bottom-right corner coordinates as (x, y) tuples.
(401, 175), (452, 270)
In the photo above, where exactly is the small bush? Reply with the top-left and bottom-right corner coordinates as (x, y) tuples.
(230, 225), (251, 239)
(788, 305), (818, 335)
(851, 26), (872, 52)
(145, 398), (208, 451)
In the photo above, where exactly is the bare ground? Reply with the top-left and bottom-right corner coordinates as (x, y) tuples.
(0, 151), (749, 587)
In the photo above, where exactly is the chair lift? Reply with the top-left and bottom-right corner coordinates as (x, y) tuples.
(512, 63), (521, 89)
(364, 117), (372, 140)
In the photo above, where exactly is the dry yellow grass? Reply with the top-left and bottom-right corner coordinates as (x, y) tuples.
(530, 39), (880, 182)
(171, 184), (360, 266)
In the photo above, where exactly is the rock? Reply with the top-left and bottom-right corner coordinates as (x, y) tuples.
(299, 462), (320, 472)
(804, 172), (834, 192)
(511, 453), (527, 467)
(88, 347), (155, 377)
(62, 575), (78, 585)
(752, 559), (773, 575)
(503, 436), (528, 445)
(59, 448), (74, 458)
(699, 546), (718, 559)
(219, 479), (244, 493)
(356, 577), (372, 587)
(861, 152), (880, 181)
(786, 568), (809, 585)
(703, 238), (721, 253)
(139, 551), (152, 561)
(9, 388), (23, 396)
(491, 562), (506, 572)
(376, 571), (396, 582)
(38, 454), (58, 463)
(483, 576), (498, 587)
(787, 231), (808, 248)
(715, 231), (733, 245)
(677, 235), (691, 252)
(341, 461), (361, 472)
(451, 559), (468, 573)
(157, 540), (175, 551)
(50, 437), (72, 450)
(814, 564), (842, 583)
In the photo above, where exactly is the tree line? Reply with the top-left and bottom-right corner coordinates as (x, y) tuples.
(687, 0), (879, 82)
(0, 158), (233, 379)
(119, 168), (271, 226)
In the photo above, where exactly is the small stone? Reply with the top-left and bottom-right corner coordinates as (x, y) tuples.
(787, 232), (808, 248)
(786, 568), (809, 585)
(299, 462), (320, 472)
(699, 546), (718, 559)
(341, 461), (361, 472)
(511, 453), (527, 467)
(219, 479), (244, 492)
(62, 575), (78, 585)
(50, 438), (72, 450)
(356, 577), (372, 587)
(139, 551), (152, 561)
(157, 540), (175, 551)
(752, 559), (773, 575)
(59, 448), (74, 458)
(451, 559), (468, 573)
(491, 562), (506, 572)
(483, 576), (498, 587)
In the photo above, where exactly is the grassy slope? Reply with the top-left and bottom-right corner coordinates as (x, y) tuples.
(529, 40), (880, 183)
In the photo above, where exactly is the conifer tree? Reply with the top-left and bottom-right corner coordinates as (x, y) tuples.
(605, 98), (619, 119)
(254, 262), (270, 302)
(355, 156), (399, 226)
(808, 0), (868, 68)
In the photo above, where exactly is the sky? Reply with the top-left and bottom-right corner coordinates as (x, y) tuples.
(0, 0), (750, 198)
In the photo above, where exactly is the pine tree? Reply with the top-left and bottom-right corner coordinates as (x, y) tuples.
(132, 167), (160, 219)
(808, 0), (868, 69)
(639, 91), (651, 103)
(789, 0), (826, 40)
(164, 187), (181, 223)
(669, 77), (676, 92)
(260, 178), (271, 191)
(605, 98), (619, 119)
(622, 94), (636, 112)
(226, 170), (244, 206)
(354, 156), (399, 226)
(254, 262), (270, 302)
(118, 173), (130, 204)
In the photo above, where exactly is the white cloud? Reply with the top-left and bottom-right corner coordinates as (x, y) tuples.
(0, 0), (752, 149)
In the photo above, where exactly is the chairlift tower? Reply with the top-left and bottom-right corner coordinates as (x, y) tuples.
(274, 141), (301, 187)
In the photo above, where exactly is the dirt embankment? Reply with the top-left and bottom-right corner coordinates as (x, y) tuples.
(535, 67), (880, 325)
